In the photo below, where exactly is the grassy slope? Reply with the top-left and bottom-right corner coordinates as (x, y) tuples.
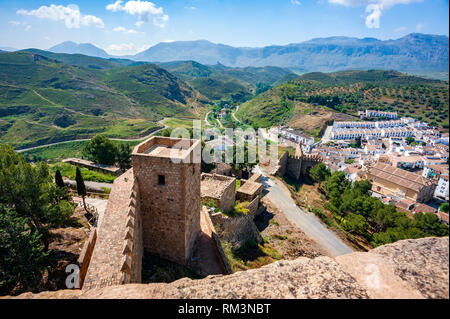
(21, 140), (140, 163)
(237, 70), (449, 130)
(0, 51), (208, 148)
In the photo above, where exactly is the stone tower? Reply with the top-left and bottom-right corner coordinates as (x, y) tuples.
(131, 136), (201, 265)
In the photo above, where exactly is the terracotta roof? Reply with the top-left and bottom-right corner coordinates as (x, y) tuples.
(437, 211), (449, 223)
(426, 164), (449, 175)
(414, 203), (437, 214)
(367, 162), (432, 192)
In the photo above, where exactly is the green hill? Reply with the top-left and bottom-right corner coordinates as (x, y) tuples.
(236, 70), (449, 131)
(299, 70), (444, 87)
(158, 61), (297, 102)
(0, 51), (208, 149)
(20, 49), (144, 70)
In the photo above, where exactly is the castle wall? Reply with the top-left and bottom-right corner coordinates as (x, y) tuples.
(201, 173), (236, 213)
(246, 195), (261, 216)
(276, 151), (289, 177)
(77, 228), (97, 288)
(82, 170), (143, 290)
(201, 207), (232, 275)
(210, 210), (263, 249)
(286, 155), (303, 180)
(132, 139), (201, 265)
(277, 150), (322, 181)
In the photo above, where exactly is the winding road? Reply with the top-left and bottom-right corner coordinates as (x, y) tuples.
(231, 105), (241, 123)
(16, 118), (170, 153)
(256, 167), (354, 257)
(204, 111), (212, 126)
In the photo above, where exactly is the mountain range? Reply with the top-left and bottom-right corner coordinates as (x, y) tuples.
(49, 41), (111, 59)
(43, 34), (449, 78)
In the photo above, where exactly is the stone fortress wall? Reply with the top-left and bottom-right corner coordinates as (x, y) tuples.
(132, 137), (201, 265)
(210, 209), (263, 249)
(78, 137), (319, 291)
(81, 170), (143, 290)
(277, 145), (322, 180)
(200, 173), (236, 213)
(80, 137), (201, 290)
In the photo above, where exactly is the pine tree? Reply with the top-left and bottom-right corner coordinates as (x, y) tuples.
(75, 167), (88, 213)
(54, 169), (65, 188)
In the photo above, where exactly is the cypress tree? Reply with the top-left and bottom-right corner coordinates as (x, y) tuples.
(55, 169), (65, 188)
(75, 167), (88, 213)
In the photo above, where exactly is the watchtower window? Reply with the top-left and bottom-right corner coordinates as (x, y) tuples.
(158, 175), (165, 186)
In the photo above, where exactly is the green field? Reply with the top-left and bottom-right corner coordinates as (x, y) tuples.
(21, 139), (140, 163)
(49, 162), (116, 183)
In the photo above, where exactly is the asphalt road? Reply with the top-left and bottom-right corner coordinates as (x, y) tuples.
(260, 173), (354, 257)
(16, 118), (170, 153)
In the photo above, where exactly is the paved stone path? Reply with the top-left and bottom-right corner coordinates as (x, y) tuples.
(73, 196), (108, 228)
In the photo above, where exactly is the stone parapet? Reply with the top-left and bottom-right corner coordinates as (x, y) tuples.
(82, 170), (143, 290)
(11, 237), (449, 299)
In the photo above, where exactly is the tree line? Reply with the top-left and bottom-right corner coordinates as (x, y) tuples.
(309, 163), (448, 247)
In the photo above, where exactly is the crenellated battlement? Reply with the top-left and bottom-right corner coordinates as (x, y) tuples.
(82, 170), (143, 290)
(119, 180), (142, 285)
(277, 144), (323, 181)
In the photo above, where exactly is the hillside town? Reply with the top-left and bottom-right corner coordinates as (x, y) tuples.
(268, 110), (449, 225)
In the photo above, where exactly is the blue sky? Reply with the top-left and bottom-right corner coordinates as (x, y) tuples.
(0, 0), (448, 55)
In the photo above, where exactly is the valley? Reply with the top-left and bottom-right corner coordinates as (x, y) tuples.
(0, 41), (448, 155)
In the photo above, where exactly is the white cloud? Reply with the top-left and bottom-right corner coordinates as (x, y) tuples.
(113, 26), (138, 34)
(9, 21), (21, 26)
(136, 44), (151, 53)
(106, 1), (169, 28)
(291, 0), (301, 5)
(416, 23), (423, 31)
(328, 0), (422, 29)
(25, 25), (31, 32)
(184, 6), (197, 10)
(17, 4), (104, 29)
(106, 43), (136, 54)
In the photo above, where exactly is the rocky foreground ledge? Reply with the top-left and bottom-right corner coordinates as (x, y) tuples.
(9, 237), (449, 299)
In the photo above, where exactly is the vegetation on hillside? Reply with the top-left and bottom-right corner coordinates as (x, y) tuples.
(0, 51), (205, 148)
(309, 164), (448, 247)
(49, 163), (116, 183)
(159, 60), (297, 104)
(237, 70), (449, 130)
(0, 144), (75, 294)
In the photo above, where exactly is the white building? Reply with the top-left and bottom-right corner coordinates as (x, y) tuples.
(279, 128), (314, 148)
(365, 110), (398, 119)
(435, 175), (449, 200)
(333, 121), (376, 129)
(376, 120), (404, 129)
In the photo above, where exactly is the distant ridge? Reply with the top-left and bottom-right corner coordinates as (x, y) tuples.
(49, 41), (111, 59)
(0, 46), (17, 52)
(14, 33), (450, 79)
(132, 33), (449, 77)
